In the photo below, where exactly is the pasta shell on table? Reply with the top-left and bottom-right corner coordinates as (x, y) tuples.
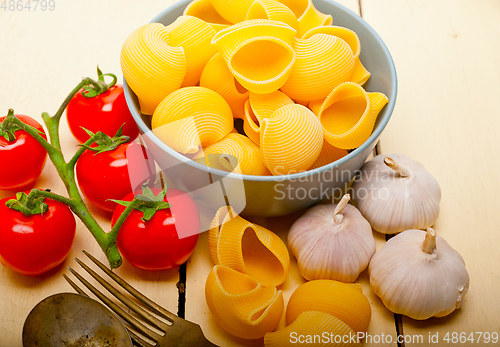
(200, 53), (249, 119)
(277, 0), (332, 37)
(183, 0), (231, 32)
(209, 205), (290, 286)
(165, 16), (217, 87)
(211, 0), (255, 24)
(302, 25), (371, 86)
(264, 311), (361, 347)
(285, 280), (371, 334)
(194, 133), (271, 176)
(280, 33), (355, 103)
(151, 86), (233, 154)
(246, 0), (299, 32)
(309, 139), (348, 170)
(120, 23), (186, 115)
(260, 104), (323, 175)
(309, 82), (389, 150)
(212, 19), (297, 94)
(205, 265), (284, 339)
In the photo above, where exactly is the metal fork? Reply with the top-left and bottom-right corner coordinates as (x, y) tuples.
(63, 250), (217, 347)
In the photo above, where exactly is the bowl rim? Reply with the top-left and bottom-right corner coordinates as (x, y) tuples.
(124, 0), (398, 182)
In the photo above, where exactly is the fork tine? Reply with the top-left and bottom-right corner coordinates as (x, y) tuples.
(127, 329), (155, 347)
(63, 274), (88, 296)
(67, 266), (160, 342)
(74, 257), (168, 330)
(83, 250), (178, 321)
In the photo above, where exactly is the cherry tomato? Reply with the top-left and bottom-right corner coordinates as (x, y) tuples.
(0, 195), (76, 276)
(0, 115), (48, 190)
(111, 188), (200, 271)
(76, 142), (156, 212)
(66, 85), (139, 143)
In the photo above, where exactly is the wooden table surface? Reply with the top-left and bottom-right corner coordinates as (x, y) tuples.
(1, 0), (499, 346)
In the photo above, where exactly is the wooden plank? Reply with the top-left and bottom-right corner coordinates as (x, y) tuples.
(361, 0), (500, 345)
(0, 2), (181, 346)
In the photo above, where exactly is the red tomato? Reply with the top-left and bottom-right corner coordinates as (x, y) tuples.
(111, 188), (200, 271)
(0, 195), (76, 276)
(76, 142), (156, 212)
(66, 85), (139, 143)
(0, 115), (48, 190)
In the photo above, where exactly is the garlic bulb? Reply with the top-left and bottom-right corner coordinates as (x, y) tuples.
(288, 194), (376, 282)
(369, 228), (469, 320)
(352, 153), (441, 234)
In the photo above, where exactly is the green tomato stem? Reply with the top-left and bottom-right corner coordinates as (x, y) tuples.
(5, 72), (135, 270)
(108, 198), (141, 240)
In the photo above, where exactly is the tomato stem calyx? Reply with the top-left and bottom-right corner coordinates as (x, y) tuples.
(6, 190), (50, 216)
(111, 182), (171, 222)
(81, 66), (117, 99)
(1, 109), (44, 143)
(79, 125), (130, 154)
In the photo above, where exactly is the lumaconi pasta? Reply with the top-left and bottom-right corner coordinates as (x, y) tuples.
(281, 34), (355, 102)
(309, 82), (388, 149)
(243, 90), (294, 146)
(302, 25), (371, 86)
(165, 16), (217, 87)
(260, 104), (323, 175)
(264, 311), (361, 347)
(309, 140), (349, 170)
(212, 19), (297, 94)
(120, 23), (186, 115)
(209, 205), (290, 286)
(246, 0), (299, 32)
(285, 280), (372, 333)
(211, 0), (255, 24)
(200, 53), (249, 119)
(151, 86), (233, 154)
(194, 133), (271, 175)
(183, 0), (231, 32)
(277, 0), (332, 37)
(205, 265), (284, 339)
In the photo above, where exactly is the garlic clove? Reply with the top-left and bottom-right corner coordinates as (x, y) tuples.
(369, 228), (469, 320)
(352, 153), (441, 234)
(288, 194), (376, 282)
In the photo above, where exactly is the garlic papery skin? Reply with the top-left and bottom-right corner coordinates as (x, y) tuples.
(369, 228), (469, 320)
(352, 153), (441, 234)
(288, 194), (376, 282)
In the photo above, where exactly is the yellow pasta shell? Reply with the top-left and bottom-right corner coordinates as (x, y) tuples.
(209, 206), (290, 286)
(151, 87), (233, 154)
(286, 280), (371, 334)
(309, 82), (389, 149)
(264, 311), (361, 347)
(246, 0), (299, 32)
(243, 100), (261, 145)
(205, 265), (284, 339)
(302, 25), (360, 59)
(351, 57), (371, 86)
(277, 0), (332, 37)
(249, 90), (294, 120)
(212, 20), (297, 94)
(120, 23), (186, 115)
(200, 53), (249, 119)
(165, 16), (217, 87)
(309, 140), (348, 170)
(260, 104), (323, 175)
(183, 0), (231, 32)
(281, 34), (355, 102)
(195, 133), (271, 176)
(211, 0), (255, 24)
